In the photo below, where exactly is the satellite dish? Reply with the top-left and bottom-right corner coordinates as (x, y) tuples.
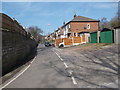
(84, 27), (86, 29)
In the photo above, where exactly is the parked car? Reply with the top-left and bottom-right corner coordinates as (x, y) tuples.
(44, 42), (51, 47)
(52, 43), (55, 47)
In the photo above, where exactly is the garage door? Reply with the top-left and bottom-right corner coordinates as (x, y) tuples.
(100, 30), (114, 43)
(90, 32), (98, 43)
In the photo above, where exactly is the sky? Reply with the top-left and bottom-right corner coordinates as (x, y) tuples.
(1, 2), (118, 35)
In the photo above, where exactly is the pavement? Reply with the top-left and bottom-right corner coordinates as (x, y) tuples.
(1, 44), (119, 88)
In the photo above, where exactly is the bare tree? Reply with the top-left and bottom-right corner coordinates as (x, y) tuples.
(99, 12), (120, 30)
(99, 17), (110, 30)
(109, 15), (120, 29)
(27, 26), (43, 42)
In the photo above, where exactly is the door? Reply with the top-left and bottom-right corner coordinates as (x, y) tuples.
(90, 32), (98, 43)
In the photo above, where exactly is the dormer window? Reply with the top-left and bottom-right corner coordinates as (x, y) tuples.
(87, 24), (90, 29)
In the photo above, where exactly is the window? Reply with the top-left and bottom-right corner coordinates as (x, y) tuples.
(87, 24), (90, 29)
(67, 25), (69, 29)
(68, 33), (71, 37)
(74, 32), (76, 36)
(66, 26), (67, 30)
(68, 24), (70, 28)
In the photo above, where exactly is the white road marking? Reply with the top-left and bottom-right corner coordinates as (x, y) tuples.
(63, 62), (68, 68)
(54, 51), (63, 61)
(68, 70), (77, 85)
(71, 76), (77, 85)
(1, 56), (36, 89)
(30, 56), (36, 64)
(53, 49), (77, 85)
(59, 57), (64, 61)
(68, 70), (73, 75)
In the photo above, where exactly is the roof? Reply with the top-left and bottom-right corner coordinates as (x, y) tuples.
(101, 28), (113, 32)
(51, 15), (99, 35)
(61, 15), (99, 28)
(71, 16), (99, 22)
(114, 26), (120, 29)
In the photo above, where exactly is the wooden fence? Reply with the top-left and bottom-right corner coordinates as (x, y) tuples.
(82, 35), (86, 42)
(63, 38), (72, 46)
(73, 37), (82, 43)
(1, 13), (29, 37)
(55, 38), (63, 46)
(55, 35), (87, 47)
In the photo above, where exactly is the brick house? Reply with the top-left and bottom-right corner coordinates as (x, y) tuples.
(59, 14), (99, 40)
(46, 32), (54, 41)
(49, 14), (100, 46)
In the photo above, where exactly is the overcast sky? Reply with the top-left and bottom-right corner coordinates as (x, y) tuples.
(2, 2), (118, 35)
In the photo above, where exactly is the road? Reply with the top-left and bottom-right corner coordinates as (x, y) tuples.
(2, 44), (119, 88)
(2, 45), (76, 88)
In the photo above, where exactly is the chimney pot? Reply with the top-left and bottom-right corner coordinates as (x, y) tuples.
(63, 21), (65, 25)
(74, 14), (77, 18)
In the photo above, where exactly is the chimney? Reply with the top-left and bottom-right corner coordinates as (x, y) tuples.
(63, 21), (65, 25)
(74, 14), (77, 18)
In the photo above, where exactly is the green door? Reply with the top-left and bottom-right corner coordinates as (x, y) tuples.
(90, 32), (98, 43)
(100, 30), (113, 43)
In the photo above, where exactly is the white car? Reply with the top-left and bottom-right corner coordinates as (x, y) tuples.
(58, 42), (64, 48)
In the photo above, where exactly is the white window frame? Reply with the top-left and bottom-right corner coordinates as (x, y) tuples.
(68, 24), (70, 28)
(69, 24), (70, 28)
(87, 24), (90, 29)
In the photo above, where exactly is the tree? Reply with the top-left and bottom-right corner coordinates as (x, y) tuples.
(27, 26), (43, 42)
(99, 17), (110, 30)
(109, 15), (120, 29)
(99, 12), (120, 30)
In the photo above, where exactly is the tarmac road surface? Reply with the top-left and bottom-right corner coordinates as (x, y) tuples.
(3, 45), (76, 88)
(2, 44), (119, 88)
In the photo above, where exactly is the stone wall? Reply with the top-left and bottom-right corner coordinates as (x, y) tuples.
(1, 13), (38, 76)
